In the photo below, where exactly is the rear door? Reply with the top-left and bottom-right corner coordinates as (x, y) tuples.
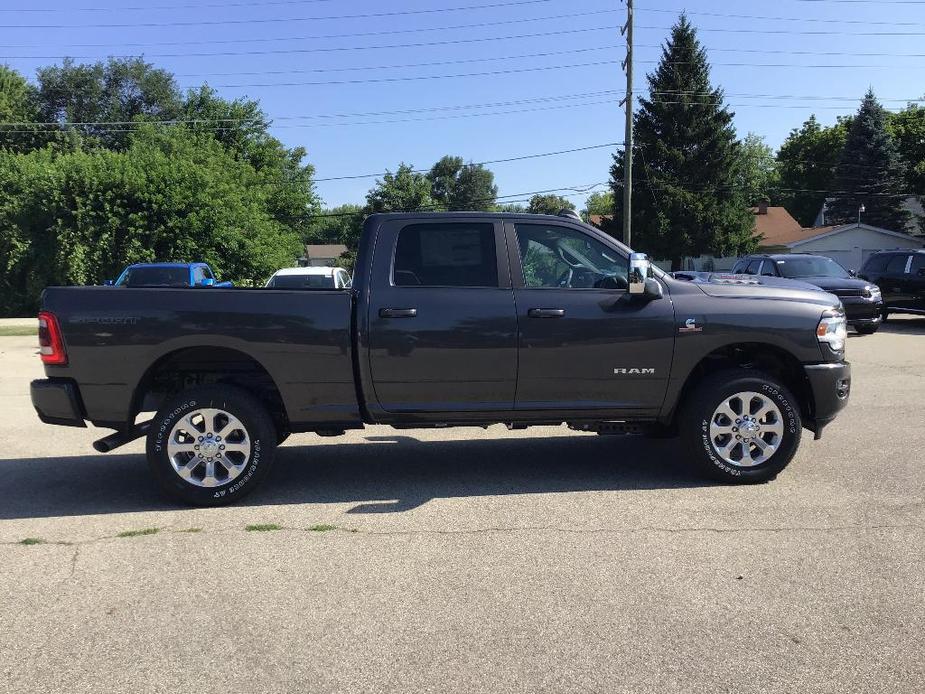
(904, 254), (925, 312)
(880, 253), (912, 309)
(507, 220), (675, 413)
(367, 218), (518, 413)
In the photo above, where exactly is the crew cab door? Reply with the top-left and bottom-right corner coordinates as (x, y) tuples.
(506, 220), (675, 413)
(366, 218), (517, 413)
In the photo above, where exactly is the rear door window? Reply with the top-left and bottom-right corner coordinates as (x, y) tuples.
(743, 260), (762, 275)
(885, 254), (910, 274)
(393, 223), (498, 287)
(862, 254), (889, 273)
(909, 254), (925, 275)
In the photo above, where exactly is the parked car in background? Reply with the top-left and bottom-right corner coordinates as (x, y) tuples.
(108, 262), (232, 288)
(265, 266), (352, 289)
(732, 253), (883, 334)
(858, 249), (925, 320)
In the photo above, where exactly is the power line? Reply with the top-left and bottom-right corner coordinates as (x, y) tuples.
(640, 6), (925, 26)
(0, 0), (340, 11)
(172, 45), (619, 78)
(315, 144), (622, 182)
(0, 0), (558, 28)
(0, 9), (617, 49)
(0, 27), (617, 60)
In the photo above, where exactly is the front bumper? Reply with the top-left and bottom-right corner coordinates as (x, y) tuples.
(841, 298), (883, 325)
(803, 362), (851, 439)
(31, 379), (86, 428)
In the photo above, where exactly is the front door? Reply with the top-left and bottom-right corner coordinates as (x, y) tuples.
(367, 218), (518, 413)
(507, 220), (675, 413)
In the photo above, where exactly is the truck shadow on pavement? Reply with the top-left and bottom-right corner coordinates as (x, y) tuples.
(0, 434), (712, 520)
(877, 317), (925, 335)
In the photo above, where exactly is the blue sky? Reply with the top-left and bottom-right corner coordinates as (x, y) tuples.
(3, 0), (924, 208)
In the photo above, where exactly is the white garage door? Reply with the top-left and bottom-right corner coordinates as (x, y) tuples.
(813, 249), (859, 271)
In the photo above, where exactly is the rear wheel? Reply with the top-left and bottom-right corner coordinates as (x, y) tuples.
(681, 369), (802, 483)
(146, 385), (277, 506)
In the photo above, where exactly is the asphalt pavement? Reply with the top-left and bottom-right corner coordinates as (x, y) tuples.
(1, 319), (923, 693)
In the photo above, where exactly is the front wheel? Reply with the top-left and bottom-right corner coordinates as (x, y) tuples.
(146, 385), (278, 506)
(856, 324), (880, 335)
(681, 369), (802, 484)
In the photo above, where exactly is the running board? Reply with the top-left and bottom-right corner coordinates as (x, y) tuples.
(567, 421), (649, 435)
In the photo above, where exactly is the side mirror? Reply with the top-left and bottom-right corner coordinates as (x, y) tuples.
(199, 278), (215, 287)
(103, 279), (115, 286)
(628, 252), (651, 295)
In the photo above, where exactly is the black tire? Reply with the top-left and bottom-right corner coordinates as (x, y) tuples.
(680, 369), (802, 484)
(880, 310), (890, 322)
(856, 324), (880, 335)
(146, 385), (277, 506)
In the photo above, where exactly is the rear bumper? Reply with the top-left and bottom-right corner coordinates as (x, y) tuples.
(803, 362), (851, 439)
(31, 379), (86, 428)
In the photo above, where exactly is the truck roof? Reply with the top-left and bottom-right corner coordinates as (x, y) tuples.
(272, 266), (343, 277)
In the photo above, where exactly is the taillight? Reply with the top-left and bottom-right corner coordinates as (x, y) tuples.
(38, 311), (67, 365)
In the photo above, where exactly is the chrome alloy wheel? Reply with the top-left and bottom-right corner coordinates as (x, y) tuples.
(708, 391), (784, 467)
(166, 408), (252, 487)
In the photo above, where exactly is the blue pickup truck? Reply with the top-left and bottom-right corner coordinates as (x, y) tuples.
(107, 262), (233, 288)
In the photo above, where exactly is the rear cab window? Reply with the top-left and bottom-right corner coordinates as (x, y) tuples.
(392, 223), (498, 287)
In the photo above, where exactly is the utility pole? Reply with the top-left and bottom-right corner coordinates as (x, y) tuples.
(620, 0), (634, 247)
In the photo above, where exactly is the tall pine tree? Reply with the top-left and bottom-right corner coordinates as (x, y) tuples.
(610, 15), (754, 270)
(827, 90), (911, 230)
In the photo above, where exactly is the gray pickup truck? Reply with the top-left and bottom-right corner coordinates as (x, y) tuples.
(31, 212), (851, 505)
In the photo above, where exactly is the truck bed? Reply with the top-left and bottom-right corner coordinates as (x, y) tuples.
(40, 286), (361, 430)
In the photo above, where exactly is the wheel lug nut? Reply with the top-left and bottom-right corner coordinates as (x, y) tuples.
(732, 427), (738, 432)
(219, 445), (225, 450)
(194, 444), (199, 450)
(198, 436), (203, 441)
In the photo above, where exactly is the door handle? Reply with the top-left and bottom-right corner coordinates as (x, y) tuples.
(527, 308), (566, 318)
(379, 307), (417, 318)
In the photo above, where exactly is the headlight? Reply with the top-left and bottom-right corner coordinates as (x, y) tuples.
(817, 309), (847, 352)
(865, 285), (881, 300)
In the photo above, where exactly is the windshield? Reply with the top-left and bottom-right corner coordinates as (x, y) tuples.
(267, 274), (335, 289)
(775, 257), (850, 279)
(117, 266), (189, 287)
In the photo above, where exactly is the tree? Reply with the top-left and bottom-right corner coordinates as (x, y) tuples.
(582, 191), (614, 223)
(738, 133), (779, 206)
(609, 15), (755, 269)
(308, 204), (365, 250)
(0, 65), (39, 153)
(776, 115), (849, 226)
(527, 193), (575, 215)
(0, 126), (304, 315)
(364, 163), (434, 213)
(427, 155), (497, 210)
(888, 102), (925, 197)
(827, 90), (911, 230)
(35, 58), (182, 150)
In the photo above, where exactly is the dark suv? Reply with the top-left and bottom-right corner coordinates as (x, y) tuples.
(858, 249), (925, 320)
(732, 253), (883, 334)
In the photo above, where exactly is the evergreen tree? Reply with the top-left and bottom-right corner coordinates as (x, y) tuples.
(828, 90), (910, 230)
(609, 15), (755, 269)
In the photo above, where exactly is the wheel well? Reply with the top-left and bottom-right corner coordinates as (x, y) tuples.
(669, 343), (812, 426)
(131, 347), (288, 435)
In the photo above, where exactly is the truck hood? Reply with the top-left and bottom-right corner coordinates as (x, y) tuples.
(671, 272), (840, 307)
(779, 275), (873, 292)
